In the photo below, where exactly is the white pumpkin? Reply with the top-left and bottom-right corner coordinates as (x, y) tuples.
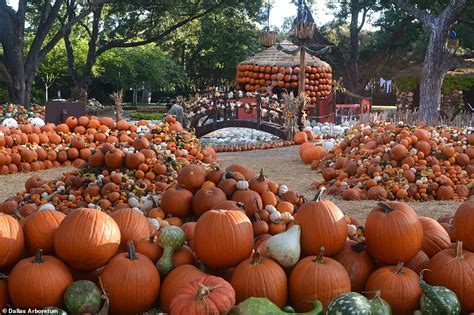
(39, 203), (55, 211)
(29, 117), (45, 128)
(278, 184), (288, 195)
(2, 118), (18, 128)
(236, 180), (249, 190)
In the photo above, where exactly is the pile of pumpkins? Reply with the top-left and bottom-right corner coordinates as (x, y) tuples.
(0, 103), (45, 125)
(297, 122), (474, 201)
(0, 114), (212, 175)
(1, 159), (474, 314)
(235, 64), (333, 103)
(212, 140), (295, 153)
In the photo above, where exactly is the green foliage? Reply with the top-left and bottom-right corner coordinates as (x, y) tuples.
(442, 74), (474, 93)
(129, 112), (164, 121)
(394, 75), (474, 93)
(97, 45), (186, 91)
(393, 77), (420, 92)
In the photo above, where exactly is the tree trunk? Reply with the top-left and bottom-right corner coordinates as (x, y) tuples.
(132, 88), (138, 107)
(419, 26), (452, 122)
(45, 81), (49, 102)
(141, 84), (151, 104)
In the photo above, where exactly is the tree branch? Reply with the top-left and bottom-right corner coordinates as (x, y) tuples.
(439, 0), (470, 26)
(97, 0), (225, 55)
(393, 0), (435, 28)
(38, 0), (107, 62)
(357, 6), (370, 33)
(79, 21), (93, 38)
(0, 0), (15, 17)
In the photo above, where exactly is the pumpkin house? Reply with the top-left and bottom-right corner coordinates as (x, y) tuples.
(235, 40), (333, 104)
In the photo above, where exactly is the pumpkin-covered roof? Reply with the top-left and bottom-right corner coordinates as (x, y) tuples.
(239, 40), (331, 68)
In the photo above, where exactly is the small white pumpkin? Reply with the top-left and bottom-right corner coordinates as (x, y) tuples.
(265, 205), (278, 214)
(278, 184), (288, 195)
(270, 211), (281, 223)
(39, 203), (55, 211)
(29, 117), (45, 128)
(236, 180), (249, 190)
(128, 196), (140, 208)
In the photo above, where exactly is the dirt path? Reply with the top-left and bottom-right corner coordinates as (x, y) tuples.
(217, 146), (462, 222)
(0, 146), (462, 222)
(0, 167), (76, 202)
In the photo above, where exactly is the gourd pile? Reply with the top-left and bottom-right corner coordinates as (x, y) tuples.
(236, 64), (333, 102)
(0, 115), (212, 175)
(0, 103), (45, 124)
(297, 122), (474, 201)
(1, 150), (474, 314)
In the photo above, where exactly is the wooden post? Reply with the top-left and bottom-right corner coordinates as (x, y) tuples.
(213, 95), (218, 126)
(224, 93), (228, 121)
(297, 45), (306, 131)
(256, 94), (262, 128)
(298, 46), (306, 95)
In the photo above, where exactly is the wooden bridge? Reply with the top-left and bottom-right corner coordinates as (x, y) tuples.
(188, 95), (289, 139)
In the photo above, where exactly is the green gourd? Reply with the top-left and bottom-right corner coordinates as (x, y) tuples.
(369, 291), (392, 314)
(419, 270), (460, 315)
(229, 297), (323, 315)
(326, 292), (372, 314)
(64, 280), (102, 314)
(156, 226), (185, 275)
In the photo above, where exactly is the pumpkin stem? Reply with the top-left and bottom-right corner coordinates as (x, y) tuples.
(351, 241), (366, 253)
(455, 241), (464, 260)
(313, 187), (326, 201)
(237, 202), (246, 211)
(149, 234), (156, 242)
(377, 201), (393, 213)
(313, 247), (326, 264)
(127, 240), (137, 261)
(33, 249), (44, 263)
(0, 273), (8, 280)
(254, 212), (261, 221)
(12, 207), (25, 220)
(251, 249), (262, 265)
(257, 169), (265, 182)
(197, 283), (222, 300)
(393, 262), (404, 275)
(254, 198), (261, 211)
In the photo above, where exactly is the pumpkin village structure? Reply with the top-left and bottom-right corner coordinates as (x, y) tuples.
(0, 1), (474, 315)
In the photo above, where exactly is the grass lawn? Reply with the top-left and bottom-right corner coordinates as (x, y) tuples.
(129, 112), (164, 120)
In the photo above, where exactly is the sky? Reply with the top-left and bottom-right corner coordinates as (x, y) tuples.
(6, 0), (376, 30)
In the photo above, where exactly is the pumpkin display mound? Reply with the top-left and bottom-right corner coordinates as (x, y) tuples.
(305, 121), (473, 201)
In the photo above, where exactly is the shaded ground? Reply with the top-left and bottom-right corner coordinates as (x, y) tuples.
(0, 146), (462, 222)
(217, 146), (462, 223)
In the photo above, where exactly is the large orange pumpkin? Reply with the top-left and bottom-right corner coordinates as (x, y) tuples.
(419, 216), (452, 257)
(365, 262), (422, 315)
(159, 264), (205, 313)
(301, 145), (327, 164)
(177, 164), (206, 192)
(8, 249), (73, 308)
(0, 213), (24, 270)
(54, 208), (121, 270)
(290, 248), (351, 311)
(452, 201), (474, 251)
(425, 241), (474, 313)
(226, 164), (255, 180)
(23, 209), (65, 255)
(101, 241), (160, 313)
(365, 202), (423, 264)
(160, 186), (194, 218)
(170, 275), (235, 315)
(110, 208), (150, 250)
(230, 250), (287, 307)
(194, 210), (253, 269)
(334, 240), (375, 292)
(192, 187), (227, 217)
(294, 189), (347, 256)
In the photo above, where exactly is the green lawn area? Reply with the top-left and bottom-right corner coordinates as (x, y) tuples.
(129, 112), (164, 120)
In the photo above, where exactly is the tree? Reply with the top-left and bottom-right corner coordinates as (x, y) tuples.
(395, 0), (470, 121)
(63, 0), (261, 99)
(310, 0), (416, 95)
(0, 0), (105, 105)
(97, 45), (185, 106)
